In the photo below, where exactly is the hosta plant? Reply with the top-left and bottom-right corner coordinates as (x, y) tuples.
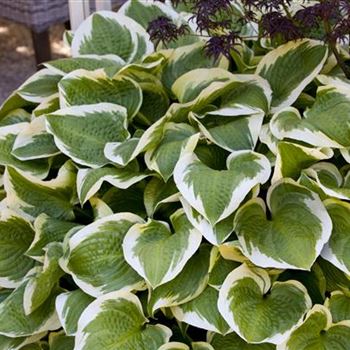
(1, 0), (350, 349)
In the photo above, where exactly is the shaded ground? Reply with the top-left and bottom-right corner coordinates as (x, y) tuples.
(0, 18), (69, 103)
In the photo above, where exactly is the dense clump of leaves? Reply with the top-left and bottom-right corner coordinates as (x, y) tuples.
(149, 0), (350, 77)
(2, 0), (350, 349)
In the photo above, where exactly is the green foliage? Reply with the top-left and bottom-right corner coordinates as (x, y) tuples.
(0, 1), (350, 349)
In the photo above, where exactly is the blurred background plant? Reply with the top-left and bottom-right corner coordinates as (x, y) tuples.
(148, 0), (350, 77)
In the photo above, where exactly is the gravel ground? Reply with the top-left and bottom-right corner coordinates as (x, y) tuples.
(0, 18), (69, 103)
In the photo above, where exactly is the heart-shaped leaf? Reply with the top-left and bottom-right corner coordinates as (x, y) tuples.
(0, 123), (50, 178)
(181, 196), (235, 245)
(77, 164), (149, 204)
(74, 291), (171, 350)
(17, 69), (61, 103)
(234, 179), (332, 270)
(71, 11), (153, 62)
(256, 39), (328, 113)
(172, 286), (230, 335)
(59, 69), (142, 120)
(174, 147), (270, 225)
(218, 264), (312, 344)
(161, 42), (228, 93)
(4, 161), (77, 220)
(46, 103), (130, 168)
(63, 213), (145, 297)
(190, 112), (264, 153)
(123, 209), (202, 288)
(148, 244), (211, 313)
(145, 122), (196, 181)
(302, 163), (350, 200)
(272, 141), (333, 183)
(270, 84), (350, 148)
(11, 116), (59, 161)
(277, 305), (350, 350)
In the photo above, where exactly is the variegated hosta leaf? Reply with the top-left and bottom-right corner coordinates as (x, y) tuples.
(161, 42), (229, 93)
(148, 244), (211, 313)
(90, 197), (114, 219)
(0, 281), (60, 337)
(55, 289), (94, 336)
(26, 214), (79, 261)
(44, 55), (125, 75)
(0, 123), (50, 178)
(71, 11), (153, 62)
(74, 291), (171, 350)
(123, 209), (202, 288)
(119, 0), (179, 29)
(321, 199), (350, 275)
(4, 161), (77, 220)
(172, 286), (230, 335)
(214, 75), (271, 116)
(256, 39), (328, 113)
(145, 123), (196, 181)
(17, 69), (62, 103)
(0, 91), (34, 120)
(272, 141), (333, 183)
(174, 148), (270, 225)
(33, 94), (59, 117)
(131, 73), (169, 126)
(259, 123), (278, 155)
(276, 305), (350, 350)
(219, 241), (251, 264)
(301, 163), (350, 200)
(63, 213), (145, 297)
(181, 196), (235, 246)
(192, 343), (215, 350)
(190, 112), (264, 153)
(218, 264), (312, 344)
(46, 103), (129, 168)
(208, 250), (240, 289)
(144, 177), (179, 217)
(104, 115), (168, 166)
(270, 84), (350, 148)
(0, 210), (35, 288)
(0, 332), (47, 350)
(158, 343), (190, 350)
(0, 108), (30, 127)
(172, 68), (234, 104)
(11, 116), (59, 160)
(325, 291), (350, 323)
(77, 163), (149, 204)
(234, 178), (332, 270)
(24, 243), (64, 315)
(209, 332), (275, 350)
(58, 69), (142, 120)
